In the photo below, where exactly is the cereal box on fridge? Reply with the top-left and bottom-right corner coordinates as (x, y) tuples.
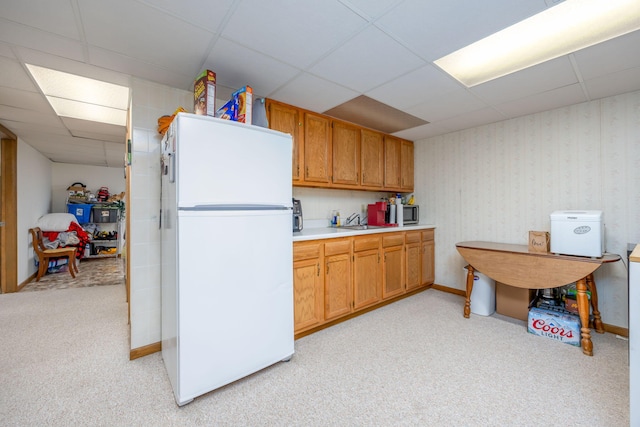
(527, 306), (581, 347)
(194, 70), (216, 116)
(232, 85), (252, 124)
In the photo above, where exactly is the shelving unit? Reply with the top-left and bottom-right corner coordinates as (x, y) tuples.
(67, 202), (122, 258)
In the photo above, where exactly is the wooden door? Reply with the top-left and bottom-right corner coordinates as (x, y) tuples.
(332, 121), (360, 186)
(353, 248), (380, 309)
(293, 257), (324, 332)
(324, 253), (352, 320)
(401, 140), (414, 191)
(267, 100), (302, 182)
(382, 233), (405, 299)
(384, 136), (401, 190)
(405, 231), (421, 291)
(304, 112), (331, 184)
(421, 229), (435, 286)
(360, 129), (384, 189)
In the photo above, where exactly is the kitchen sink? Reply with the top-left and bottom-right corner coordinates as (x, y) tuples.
(336, 225), (383, 231)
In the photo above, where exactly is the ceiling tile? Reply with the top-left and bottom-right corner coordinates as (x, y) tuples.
(79, 0), (214, 76)
(496, 84), (587, 119)
(0, 0), (80, 39)
(339, 0), (404, 20)
(269, 72), (359, 113)
(366, 64), (461, 110)
(139, 0), (236, 31)
(572, 30), (640, 81)
(203, 38), (300, 96)
(221, 0), (367, 69)
(0, 105), (61, 127)
(0, 19), (85, 62)
(469, 56), (578, 105)
(584, 67), (640, 100)
(410, 87), (488, 122)
(375, 0), (547, 61)
(309, 25), (425, 93)
(0, 56), (39, 92)
(0, 87), (52, 112)
(431, 107), (507, 134)
(393, 122), (453, 141)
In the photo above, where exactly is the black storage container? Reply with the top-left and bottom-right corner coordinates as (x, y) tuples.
(92, 207), (118, 223)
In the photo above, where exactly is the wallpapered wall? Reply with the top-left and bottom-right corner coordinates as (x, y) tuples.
(414, 90), (640, 328)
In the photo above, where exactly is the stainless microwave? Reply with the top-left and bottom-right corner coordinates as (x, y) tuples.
(403, 205), (419, 225)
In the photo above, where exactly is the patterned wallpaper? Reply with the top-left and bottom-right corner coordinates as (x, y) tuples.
(414, 90), (640, 328)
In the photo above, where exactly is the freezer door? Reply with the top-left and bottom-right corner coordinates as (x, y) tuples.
(175, 209), (294, 402)
(175, 114), (292, 208)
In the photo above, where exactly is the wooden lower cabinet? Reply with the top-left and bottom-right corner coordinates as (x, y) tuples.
(324, 239), (352, 321)
(293, 242), (324, 333)
(382, 233), (405, 299)
(405, 231), (422, 291)
(293, 228), (434, 336)
(421, 229), (435, 286)
(353, 236), (381, 310)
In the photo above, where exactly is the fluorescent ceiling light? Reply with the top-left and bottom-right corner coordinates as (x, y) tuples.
(26, 64), (129, 126)
(434, 0), (640, 87)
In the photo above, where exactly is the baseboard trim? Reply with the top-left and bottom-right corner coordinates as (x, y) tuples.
(431, 283), (465, 297)
(130, 342), (161, 360)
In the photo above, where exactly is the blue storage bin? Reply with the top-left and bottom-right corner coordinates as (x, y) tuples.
(68, 203), (91, 223)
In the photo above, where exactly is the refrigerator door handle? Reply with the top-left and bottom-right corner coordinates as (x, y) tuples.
(180, 204), (292, 211)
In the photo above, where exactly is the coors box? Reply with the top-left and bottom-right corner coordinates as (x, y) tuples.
(194, 69), (216, 116)
(527, 306), (580, 347)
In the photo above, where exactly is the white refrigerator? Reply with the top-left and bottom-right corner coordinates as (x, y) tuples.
(160, 113), (294, 406)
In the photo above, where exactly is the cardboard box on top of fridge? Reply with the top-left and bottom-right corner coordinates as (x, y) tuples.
(194, 69), (216, 116)
(233, 85), (253, 124)
(550, 210), (604, 257)
(527, 306), (581, 347)
(215, 86), (253, 124)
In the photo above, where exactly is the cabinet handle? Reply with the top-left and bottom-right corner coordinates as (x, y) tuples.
(305, 166), (309, 177)
(317, 263), (320, 276)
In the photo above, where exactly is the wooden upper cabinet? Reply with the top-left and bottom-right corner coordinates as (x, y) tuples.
(384, 136), (402, 190)
(267, 100), (303, 181)
(360, 129), (384, 189)
(267, 100), (303, 182)
(331, 120), (360, 186)
(401, 140), (414, 191)
(304, 112), (331, 184)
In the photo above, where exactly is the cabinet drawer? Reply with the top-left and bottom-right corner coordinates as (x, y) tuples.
(354, 236), (380, 252)
(382, 233), (404, 248)
(421, 229), (434, 241)
(293, 242), (321, 261)
(405, 231), (421, 244)
(325, 239), (352, 256)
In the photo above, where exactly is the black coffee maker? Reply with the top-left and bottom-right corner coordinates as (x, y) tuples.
(292, 198), (303, 232)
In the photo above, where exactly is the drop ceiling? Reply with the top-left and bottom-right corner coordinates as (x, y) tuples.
(1, 0), (639, 167)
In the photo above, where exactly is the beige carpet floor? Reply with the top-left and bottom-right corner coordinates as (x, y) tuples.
(0, 284), (629, 426)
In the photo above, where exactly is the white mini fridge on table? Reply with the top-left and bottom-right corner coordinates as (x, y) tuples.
(160, 113), (294, 406)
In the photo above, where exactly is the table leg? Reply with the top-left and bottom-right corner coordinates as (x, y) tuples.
(585, 273), (604, 334)
(576, 277), (593, 356)
(464, 265), (474, 318)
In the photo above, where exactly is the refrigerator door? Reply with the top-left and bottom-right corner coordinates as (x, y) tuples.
(174, 114), (292, 208)
(174, 208), (294, 404)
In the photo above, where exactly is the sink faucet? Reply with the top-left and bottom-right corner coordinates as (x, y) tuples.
(346, 213), (360, 226)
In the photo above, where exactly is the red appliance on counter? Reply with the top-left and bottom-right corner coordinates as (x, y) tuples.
(367, 202), (398, 227)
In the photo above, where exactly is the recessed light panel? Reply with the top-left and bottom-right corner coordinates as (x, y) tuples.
(26, 64), (129, 125)
(435, 0), (640, 87)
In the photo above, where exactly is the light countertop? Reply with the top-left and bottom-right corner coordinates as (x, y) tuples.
(293, 223), (435, 242)
(631, 244), (640, 263)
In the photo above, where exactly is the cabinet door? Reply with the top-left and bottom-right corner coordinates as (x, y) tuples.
(293, 257), (323, 332)
(324, 253), (352, 320)
(384, 136), (401, 190)
(332, 120), (360, 186)
(383, 245), (404, 299)
(360, 129), (384, 189)
(304, 112), (331, 184)
(421, 239), (435, 286)
(267, 100), (302, 182)
(401, 140), (414, 191)
(353, 248), (381, 310)
(405, 232), (422, 291)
